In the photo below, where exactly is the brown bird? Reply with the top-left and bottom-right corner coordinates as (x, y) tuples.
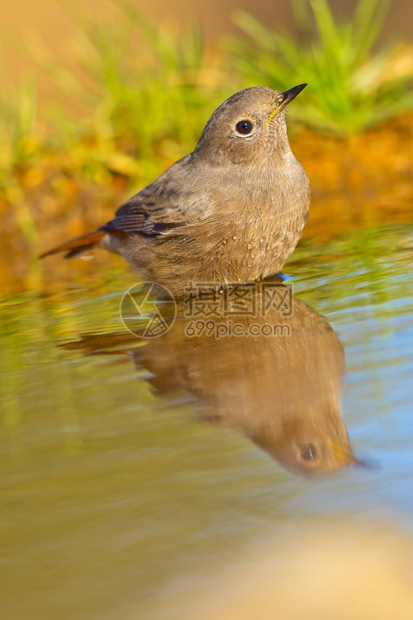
(41, 85), (310, 297)
(129, 283), (359, 476)
(62, 282), (360, 476)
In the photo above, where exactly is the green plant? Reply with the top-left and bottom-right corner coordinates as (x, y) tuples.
(229, 0), (413, 135)
(0, 78), (41, 188)
(3, 0), (235, 183)
(0, 77), (41, 259)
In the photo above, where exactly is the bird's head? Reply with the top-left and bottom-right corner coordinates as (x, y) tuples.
(194, 84), (307, 166)
(253, 413), (364, 477)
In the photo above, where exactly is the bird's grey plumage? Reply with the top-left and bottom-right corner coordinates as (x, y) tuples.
(42, 86), (311, 296)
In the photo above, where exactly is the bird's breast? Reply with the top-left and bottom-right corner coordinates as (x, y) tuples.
(213, 167), (310, 281)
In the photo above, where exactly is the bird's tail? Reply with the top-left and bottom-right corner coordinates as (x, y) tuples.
(40, 229), (106, 259)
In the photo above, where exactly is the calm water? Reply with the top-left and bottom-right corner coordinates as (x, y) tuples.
(1, 221), (413, 618)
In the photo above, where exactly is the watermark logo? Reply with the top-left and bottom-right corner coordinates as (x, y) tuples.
(119, 282), (176, 339)
(119, 281), (293, 339)
(184, 281), (293, 318)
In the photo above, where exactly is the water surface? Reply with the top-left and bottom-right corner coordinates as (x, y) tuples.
(1, 220), (413, 618)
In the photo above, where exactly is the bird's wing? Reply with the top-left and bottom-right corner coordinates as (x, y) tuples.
(103, 187), (186, 237)
(40, 154), (200, 259)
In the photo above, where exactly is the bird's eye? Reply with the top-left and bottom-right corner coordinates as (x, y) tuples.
(298, 443), (318, 462)
(235, 120), (254, 135)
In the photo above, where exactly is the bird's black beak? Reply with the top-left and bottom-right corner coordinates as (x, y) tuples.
(267, 83), (307, 122)
(278, 83), (307, 106)
(353, 455), (380, 469)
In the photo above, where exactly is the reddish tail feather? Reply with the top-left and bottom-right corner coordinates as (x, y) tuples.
(39, 230), (107, 259)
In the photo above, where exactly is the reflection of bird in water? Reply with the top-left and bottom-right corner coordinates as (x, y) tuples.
(131, 283), (360, 476)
